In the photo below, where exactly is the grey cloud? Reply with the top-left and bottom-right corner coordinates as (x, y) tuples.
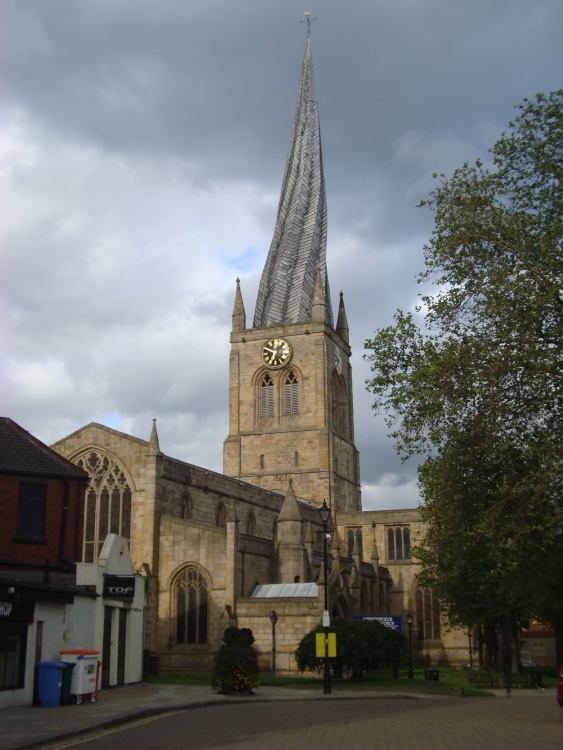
(2, 0), (562, 510)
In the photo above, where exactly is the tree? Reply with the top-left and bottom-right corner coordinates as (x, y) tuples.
(364, 90), (563, 659)
(294, 619), (408, 678)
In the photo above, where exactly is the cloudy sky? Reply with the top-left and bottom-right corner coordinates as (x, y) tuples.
(2, 0), (561, 510)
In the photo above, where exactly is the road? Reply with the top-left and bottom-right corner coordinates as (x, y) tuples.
(40, 695), (562, 750)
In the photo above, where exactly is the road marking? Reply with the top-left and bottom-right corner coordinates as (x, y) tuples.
(38, 710), (186, 749)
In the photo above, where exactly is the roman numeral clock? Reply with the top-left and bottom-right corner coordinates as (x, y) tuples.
(261, 338), (292, 368)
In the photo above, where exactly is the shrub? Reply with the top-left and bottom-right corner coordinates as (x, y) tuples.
(212, 627), (260, 693)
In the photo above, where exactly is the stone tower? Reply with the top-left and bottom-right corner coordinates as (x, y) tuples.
(223, 31), (361, 513)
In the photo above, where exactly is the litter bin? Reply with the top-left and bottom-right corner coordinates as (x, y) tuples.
(36, 662), (65, 707)
(530, 670), (543, 689)
(60, 662), (75, 705)
(424, 669), (440, 681)
(60, 650), (100, 704)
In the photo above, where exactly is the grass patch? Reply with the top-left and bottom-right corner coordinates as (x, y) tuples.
(147, 665), (556, 696)
(147, 666), (495, 696)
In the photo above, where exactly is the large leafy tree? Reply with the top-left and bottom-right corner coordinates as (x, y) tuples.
(364, 91), (563, 654)
(294, 619), (408, 678)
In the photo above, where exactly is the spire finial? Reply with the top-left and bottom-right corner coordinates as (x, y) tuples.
(301, 11), (317, 32)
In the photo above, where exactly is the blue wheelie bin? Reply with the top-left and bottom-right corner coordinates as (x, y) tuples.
(36, 662), (66, 707)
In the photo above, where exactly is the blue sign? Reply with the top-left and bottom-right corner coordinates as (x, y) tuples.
(352, 614), (403, 633)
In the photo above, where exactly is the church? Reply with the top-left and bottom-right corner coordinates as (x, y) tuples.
(52, 31), (467, 675)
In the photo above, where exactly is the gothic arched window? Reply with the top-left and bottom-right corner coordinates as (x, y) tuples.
(331, 371), (348, 436)
(174, 566), (208, 645)
(76, 451), (132, 563)
(416, 585), (441, 641)
(259, 373), (274, 418)
(246, 509), (256, 536)
(386, 526), (411, 561)
(183, 494), (193, 520)
(215, 502), (226, 528)
(284, 371), (299, 415)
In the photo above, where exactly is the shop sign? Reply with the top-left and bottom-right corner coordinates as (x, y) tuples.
(103, 575), (135, 600)
(0, 597), (35, 624)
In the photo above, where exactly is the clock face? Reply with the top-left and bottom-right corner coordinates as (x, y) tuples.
(261, 338), (292, 368)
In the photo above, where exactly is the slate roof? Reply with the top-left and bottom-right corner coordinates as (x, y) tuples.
(0, 417), (89, 480)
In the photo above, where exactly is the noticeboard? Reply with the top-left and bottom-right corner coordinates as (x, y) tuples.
(352, 614), (404, 633)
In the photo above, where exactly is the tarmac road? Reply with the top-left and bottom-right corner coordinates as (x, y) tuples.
(34, 694), (562, 750)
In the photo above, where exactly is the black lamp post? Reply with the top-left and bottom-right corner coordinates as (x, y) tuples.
(318, 499), (332, 695)
(406, 611), (414, 679)
(269, 610), (278, 677)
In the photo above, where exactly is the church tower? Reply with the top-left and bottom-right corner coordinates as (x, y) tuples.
(223, 30), (361, 513)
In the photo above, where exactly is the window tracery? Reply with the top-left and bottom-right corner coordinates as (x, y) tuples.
(386, 526), (411, 561)
(76, 451), (132, 563)
(174, 566), (208, 645)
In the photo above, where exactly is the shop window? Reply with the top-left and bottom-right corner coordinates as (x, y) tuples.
(0, 624), (27, 690)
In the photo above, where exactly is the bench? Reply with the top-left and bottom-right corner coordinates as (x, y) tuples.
(467, 671), (500, 689)
(504, 674), (534, 689)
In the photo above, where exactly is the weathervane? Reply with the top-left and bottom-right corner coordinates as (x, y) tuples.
(301, 11), (317, 31)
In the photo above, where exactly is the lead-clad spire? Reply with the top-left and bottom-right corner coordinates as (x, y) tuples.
(253, 31), (333, 328)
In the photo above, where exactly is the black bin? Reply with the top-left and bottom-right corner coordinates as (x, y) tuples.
(424, 669), (439, 681)
(60, 662), (75, 705)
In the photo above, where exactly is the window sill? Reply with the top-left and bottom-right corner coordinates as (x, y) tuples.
(11, 537), (48, 545)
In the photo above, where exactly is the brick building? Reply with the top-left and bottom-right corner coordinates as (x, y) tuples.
(0, 417), (90, 707)
(0, 418), (144, 709)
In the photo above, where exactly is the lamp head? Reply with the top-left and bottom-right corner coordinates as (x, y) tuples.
(318, 499), (331, 525)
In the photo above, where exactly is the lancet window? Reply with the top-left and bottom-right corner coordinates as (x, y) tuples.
(386, 526), (411, 561)
(174, 566), (208, 645)
(416, 585), (441, 641)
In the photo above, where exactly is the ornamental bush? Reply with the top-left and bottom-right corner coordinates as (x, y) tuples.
(211, 627), (260, 694)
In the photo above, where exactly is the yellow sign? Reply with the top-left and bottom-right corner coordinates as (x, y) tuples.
(315, 632), (337, 658)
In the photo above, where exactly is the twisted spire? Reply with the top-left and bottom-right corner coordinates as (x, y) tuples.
(253, 31), (333, 328)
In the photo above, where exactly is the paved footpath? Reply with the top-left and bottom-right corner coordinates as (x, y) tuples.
(0, 683), (560, 750)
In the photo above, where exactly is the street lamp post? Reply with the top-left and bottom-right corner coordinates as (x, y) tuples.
(269, 610), (278, 677)
(318, 499), (332, 695)
(406, 611), (414, 679)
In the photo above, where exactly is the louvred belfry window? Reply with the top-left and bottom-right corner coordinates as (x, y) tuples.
(284, 371), (299, 415)
(260, 374), (274, 417)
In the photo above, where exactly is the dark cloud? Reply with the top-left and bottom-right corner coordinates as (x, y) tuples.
(2, 0), (562, 510)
